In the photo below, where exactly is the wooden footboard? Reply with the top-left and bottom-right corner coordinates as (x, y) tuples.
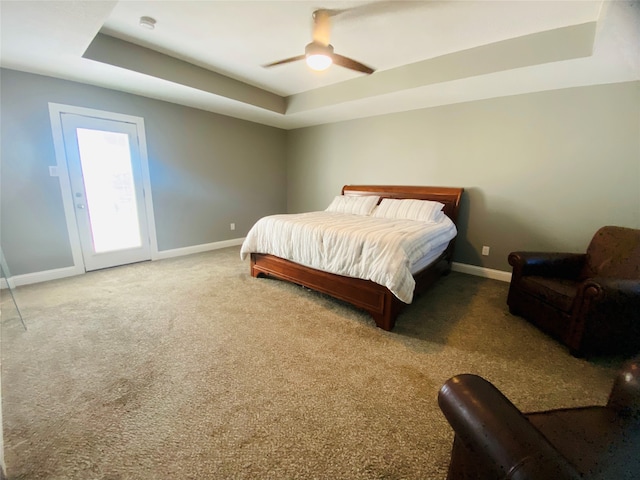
(250, 253), (400, 330)
(251, 252), (452, 330)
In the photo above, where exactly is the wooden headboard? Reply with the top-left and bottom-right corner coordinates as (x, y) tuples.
(341, 185), (464, 225)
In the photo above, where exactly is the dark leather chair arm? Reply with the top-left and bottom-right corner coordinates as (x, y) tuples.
(565, 281), (640, 357)
(578, 278), (640, 320)
(438, 374), (581, 480)
(581, 278), (640, 300)
(508, 252), (586, 279)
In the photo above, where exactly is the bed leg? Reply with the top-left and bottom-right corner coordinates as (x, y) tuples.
(371, 295), (406, 331)
(250, 254), (261, 278)
(373, 313), (396, 331)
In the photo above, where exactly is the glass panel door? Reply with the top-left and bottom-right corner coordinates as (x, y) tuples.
(61, 114), (151, 271)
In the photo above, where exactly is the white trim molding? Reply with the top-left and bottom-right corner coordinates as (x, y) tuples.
(155, 238), (245, 260)
(1, 265), (82, 288)
(1, 239), (246, 288)
(452, 262), (512, 282)
(4, 253), (509, 288)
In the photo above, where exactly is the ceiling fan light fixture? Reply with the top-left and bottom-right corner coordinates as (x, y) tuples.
(305, 42), (334, 71)
(306, 54), (332, 71)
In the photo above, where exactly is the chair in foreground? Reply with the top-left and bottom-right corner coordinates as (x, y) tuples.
(507, 225), (640, 357)
(438, 356), (640, 480)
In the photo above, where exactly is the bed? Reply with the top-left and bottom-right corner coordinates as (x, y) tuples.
(241, 185), (464, 331)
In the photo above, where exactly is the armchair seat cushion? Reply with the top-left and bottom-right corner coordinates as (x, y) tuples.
(526, 407), (639, 478)
(519, 276), (579, 313)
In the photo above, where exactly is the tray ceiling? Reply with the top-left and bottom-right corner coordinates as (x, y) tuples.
(1, 1), (638, 129)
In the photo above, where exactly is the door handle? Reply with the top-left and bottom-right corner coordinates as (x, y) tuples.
(76, 204), (85, 209)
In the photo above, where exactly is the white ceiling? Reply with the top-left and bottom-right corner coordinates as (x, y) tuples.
(1, 1), (638, 129)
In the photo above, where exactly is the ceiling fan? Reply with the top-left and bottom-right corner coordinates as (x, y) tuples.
(263, 9), (375, 75)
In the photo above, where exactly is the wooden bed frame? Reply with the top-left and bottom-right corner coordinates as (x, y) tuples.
(250, 185), (464, 331)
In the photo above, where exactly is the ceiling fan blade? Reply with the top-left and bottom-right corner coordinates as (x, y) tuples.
(263, 55), (306, 68)
(332, 53), (375, 75)
(331, 1), (435, 22)
(312, 9), (332, 46)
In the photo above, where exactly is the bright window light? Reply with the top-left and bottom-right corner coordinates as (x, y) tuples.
(76, 128), (142, 253)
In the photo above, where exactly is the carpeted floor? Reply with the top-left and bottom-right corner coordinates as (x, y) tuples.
(1, 247), (623, 479)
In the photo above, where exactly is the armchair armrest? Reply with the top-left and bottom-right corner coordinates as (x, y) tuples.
(582, 278), (640, 300)
(508, 252), (586, 279)
(438, 374), (581, 480)
(566, 279), (640, 356)
(578, 278), (640, 321)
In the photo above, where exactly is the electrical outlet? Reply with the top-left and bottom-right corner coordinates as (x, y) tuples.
(230, 223), (236, 231)
(482, 246), (490, 256)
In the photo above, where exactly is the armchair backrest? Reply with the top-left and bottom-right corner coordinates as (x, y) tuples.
(581, 226), (640, 280)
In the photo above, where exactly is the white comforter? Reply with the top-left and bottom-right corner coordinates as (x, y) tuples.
(240, 211), (457, 304)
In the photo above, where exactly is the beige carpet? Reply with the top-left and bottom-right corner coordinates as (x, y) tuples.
(1, 247), (622, 479)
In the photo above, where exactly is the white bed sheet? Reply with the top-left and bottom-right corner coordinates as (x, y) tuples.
(409, 242), (449, 275)
(240, 211), (457, 304)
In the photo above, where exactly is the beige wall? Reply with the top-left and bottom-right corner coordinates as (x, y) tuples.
(286, 81), (640, 272)
(1, 67), (638, 276)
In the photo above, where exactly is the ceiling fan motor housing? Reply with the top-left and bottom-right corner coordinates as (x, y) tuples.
(305, 42), (334, 57)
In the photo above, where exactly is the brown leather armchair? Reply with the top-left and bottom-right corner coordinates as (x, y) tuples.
(438, 356), (640, 480)
(507, 226), (640, 357)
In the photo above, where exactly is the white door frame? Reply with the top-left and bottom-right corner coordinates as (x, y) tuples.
(48, 103), (159, 273)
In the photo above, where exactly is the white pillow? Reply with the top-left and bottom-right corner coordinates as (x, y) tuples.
(372, 198), (445, 223)
(325, 195), (380, 216)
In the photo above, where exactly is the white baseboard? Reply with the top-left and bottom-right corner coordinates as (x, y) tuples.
(1, 265), (83, 289)
(3, 242), (509, 288)
(154, 237), (245, 260)
(452, 262), (512, 282)
(1, 239), (246, 288)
